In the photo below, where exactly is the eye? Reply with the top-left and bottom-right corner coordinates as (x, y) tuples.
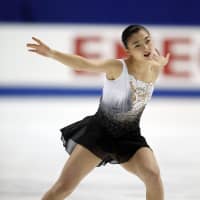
(146, 39), (151, 44)
(135, 44), (140, 48)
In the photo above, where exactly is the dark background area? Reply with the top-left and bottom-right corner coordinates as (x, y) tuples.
(0, 0), (199, 25)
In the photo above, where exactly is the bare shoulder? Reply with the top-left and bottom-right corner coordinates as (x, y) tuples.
(98, 58), (122, 69)
(89, 58), (123, 79)
(101, 59), (123, 80)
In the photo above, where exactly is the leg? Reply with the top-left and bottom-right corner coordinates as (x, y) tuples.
(41, 144), (102, 200)
(120, 147), (164, 200)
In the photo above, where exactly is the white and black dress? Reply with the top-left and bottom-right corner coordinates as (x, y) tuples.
(60, 59), (154, 167)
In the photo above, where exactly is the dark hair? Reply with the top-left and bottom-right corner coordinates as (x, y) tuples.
(121, 24), (150, 49)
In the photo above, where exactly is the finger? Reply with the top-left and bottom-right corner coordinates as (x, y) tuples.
(26, 43), (39, 48)
(152, 53), (160, 61)
(165, 53), (170, 60)
(32, 37), (42, 44)
(155, 48), (160, 56)
(28, 49), (37, 52)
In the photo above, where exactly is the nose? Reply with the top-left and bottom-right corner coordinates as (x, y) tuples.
(144, 43), (151, 52)
(144, 43), (149, 50)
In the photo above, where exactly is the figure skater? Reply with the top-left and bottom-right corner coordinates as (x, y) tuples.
(26, 24), (170, 200)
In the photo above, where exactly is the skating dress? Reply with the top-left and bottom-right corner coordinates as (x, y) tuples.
(60, 59), (154, 167)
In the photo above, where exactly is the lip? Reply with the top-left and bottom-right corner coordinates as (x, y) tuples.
(144, 52), (151, 57)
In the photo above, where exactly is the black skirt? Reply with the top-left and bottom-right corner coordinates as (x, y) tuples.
(60, 112), (151, 167)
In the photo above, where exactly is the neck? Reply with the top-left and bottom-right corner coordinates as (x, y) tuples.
(125, 57), (145, 73)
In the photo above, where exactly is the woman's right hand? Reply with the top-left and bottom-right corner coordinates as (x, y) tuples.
(26, 37), (54, 57)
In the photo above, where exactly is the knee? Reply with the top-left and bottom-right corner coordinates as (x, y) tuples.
(142, 166), (161, 184)
(54, 180), (75, 195)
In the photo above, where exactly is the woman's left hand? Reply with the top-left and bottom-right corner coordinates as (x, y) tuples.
(148, 49), (170, 68)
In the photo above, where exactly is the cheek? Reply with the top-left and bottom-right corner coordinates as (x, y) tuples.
(128, 48), (144, 59)
(132, 50), (144, 60)
(135, 49), (144, 56)
(149, 42), (154, 48)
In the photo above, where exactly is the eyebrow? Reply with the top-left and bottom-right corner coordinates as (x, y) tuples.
(132, 35), (150, 45)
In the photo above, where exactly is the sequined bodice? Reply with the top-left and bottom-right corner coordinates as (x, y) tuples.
(98, 59), (154, 124)
(129, 74), (154, 114)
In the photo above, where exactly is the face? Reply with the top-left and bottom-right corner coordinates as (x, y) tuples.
(126, 29), (155, 61)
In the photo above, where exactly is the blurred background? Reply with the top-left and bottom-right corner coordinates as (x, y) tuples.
(0, 0), (200, 200)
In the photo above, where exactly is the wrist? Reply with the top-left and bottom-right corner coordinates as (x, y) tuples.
(48, 49), (56, 58)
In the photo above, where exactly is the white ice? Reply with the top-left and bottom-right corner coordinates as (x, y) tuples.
(0, 97), (200, 200)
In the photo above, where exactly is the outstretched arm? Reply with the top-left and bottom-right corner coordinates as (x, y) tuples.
(26, 37), (120, 74)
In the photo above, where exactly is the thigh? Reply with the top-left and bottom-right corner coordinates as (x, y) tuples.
(57, 144), (102, 187)
(120, 147), (160, 181)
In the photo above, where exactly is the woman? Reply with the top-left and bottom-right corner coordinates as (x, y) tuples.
(27, 24), (170, 200)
